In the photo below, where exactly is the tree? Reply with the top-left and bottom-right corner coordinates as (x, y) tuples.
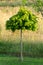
(6, 7), (38, 61)
(33, 0), (43, 13)
(22, 0), (27, 6)
(0, 24), (1, 40)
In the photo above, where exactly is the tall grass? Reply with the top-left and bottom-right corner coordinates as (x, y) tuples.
(0, 40), (43, 57)
(0, 0), (43, 16)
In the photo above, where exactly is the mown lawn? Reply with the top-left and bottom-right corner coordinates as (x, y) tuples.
(0, 56), (43, 65)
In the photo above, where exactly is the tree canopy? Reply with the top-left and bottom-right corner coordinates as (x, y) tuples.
(6, 7), (38, 32)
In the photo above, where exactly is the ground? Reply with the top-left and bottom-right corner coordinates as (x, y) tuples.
(0, 56), (43, 65)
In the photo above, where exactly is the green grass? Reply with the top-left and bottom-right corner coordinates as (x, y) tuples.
(0, 56), (43, 65)
(0, 41), (43, 57)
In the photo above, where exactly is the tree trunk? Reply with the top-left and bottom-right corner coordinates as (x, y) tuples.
(20, 29), (23, 61)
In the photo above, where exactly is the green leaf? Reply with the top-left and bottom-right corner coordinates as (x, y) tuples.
(6, 7), (38, 32)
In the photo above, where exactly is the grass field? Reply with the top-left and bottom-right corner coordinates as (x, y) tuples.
(0, 56), (43, 65)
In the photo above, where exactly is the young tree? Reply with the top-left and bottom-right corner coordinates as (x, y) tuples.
(6, 7), (38, 61)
